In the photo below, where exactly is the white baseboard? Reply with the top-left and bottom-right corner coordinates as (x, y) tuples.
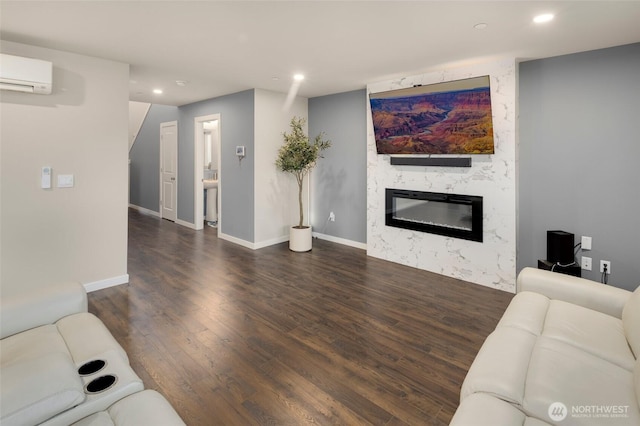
(128, 204), (161, 217)
(217, 231), (366, 251)
(218, 232), (256, 250)
(218, 232), (288, 250)
(84, 274), (129, 293)
(176, 218), (197, 230)
(312, 232), (367, 250)
(129, 205), (198, 230)
(254, 235), (289, 250)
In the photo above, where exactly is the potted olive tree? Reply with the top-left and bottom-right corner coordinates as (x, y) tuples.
(276, 117), (331, 252)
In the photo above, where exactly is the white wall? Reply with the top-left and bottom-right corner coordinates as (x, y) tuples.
(367, 59), (517, 292)
(253, 89), (307, 248)
(0, 41), (130, 293)
(128, 101), (150, 151)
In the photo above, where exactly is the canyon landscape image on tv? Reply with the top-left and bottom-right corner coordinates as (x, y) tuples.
(370, 76), (495, 155)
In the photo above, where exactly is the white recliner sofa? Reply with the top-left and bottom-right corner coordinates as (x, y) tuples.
(450, 267), (640, 425)
(0, 281), (184, 426)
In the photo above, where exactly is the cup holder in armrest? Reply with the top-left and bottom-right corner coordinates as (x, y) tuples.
(84, 374), (118, 394)
(78, 359), (107, 376)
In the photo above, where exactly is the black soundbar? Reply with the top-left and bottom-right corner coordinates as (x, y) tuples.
(389, 156), (472, 167)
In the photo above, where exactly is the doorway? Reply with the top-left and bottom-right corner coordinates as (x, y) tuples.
(160, 121), (178, 222)
(194, 114), (221, 232)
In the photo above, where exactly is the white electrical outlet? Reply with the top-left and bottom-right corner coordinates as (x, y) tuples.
(581, 236), (592, 250)
(581, 256), (592, 271)
(600, 260), (611, 274)
(329, 211), (335, 222)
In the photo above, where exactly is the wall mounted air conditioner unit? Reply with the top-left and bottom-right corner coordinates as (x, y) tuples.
(0, 53), (52, 94)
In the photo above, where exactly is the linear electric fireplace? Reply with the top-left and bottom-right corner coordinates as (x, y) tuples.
(385, 189), (483, 242)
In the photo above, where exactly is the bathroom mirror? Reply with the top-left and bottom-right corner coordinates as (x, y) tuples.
(202, 120), (219, 177)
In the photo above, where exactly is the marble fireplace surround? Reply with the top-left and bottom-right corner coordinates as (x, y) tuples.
(366, 59), (517, 292)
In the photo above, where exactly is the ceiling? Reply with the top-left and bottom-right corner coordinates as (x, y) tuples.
(2, 1), (639, 106)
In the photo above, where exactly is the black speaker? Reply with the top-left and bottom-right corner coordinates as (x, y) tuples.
(390, 156), (472, 167)
(547, 230), (575, 264)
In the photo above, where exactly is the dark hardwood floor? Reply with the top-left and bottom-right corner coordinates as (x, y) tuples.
(88, 209), (513, 425)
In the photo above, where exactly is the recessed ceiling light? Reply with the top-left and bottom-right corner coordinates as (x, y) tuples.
(474, 23), (488, 30)
(153, 89), (163, 94)
(293, 74), (305, 81)
(533, 13), (554, 24)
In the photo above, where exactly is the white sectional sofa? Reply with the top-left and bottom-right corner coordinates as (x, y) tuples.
(451, 267), (639, 425)
(0, 281), (184, 426)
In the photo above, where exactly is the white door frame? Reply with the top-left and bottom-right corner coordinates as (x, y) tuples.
(194, 114), (221, 232)
(160, 121), (178, 221)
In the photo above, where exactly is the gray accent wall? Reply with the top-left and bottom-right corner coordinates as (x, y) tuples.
(309, 90), (367, 244)
(178, 90), (255, 242)
(518, 43), (640, 291)
(129, 104), (179, 212)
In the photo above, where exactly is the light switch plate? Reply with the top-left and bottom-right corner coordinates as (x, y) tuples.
(57, 174), (74, 188)
(581, 236), (592, 250)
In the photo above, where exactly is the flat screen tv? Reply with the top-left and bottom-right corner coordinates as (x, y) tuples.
(370, 75), (495, 155)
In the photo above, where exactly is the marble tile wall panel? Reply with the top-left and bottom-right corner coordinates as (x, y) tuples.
(366, 59), (517, 292)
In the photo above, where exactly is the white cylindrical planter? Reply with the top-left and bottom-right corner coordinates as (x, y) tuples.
(289, 226), (312, 252)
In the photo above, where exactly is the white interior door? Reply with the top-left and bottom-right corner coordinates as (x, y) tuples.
(160, 121), (178, 222)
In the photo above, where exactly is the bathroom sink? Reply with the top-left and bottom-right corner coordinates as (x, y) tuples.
(203, 179), (218, 189)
